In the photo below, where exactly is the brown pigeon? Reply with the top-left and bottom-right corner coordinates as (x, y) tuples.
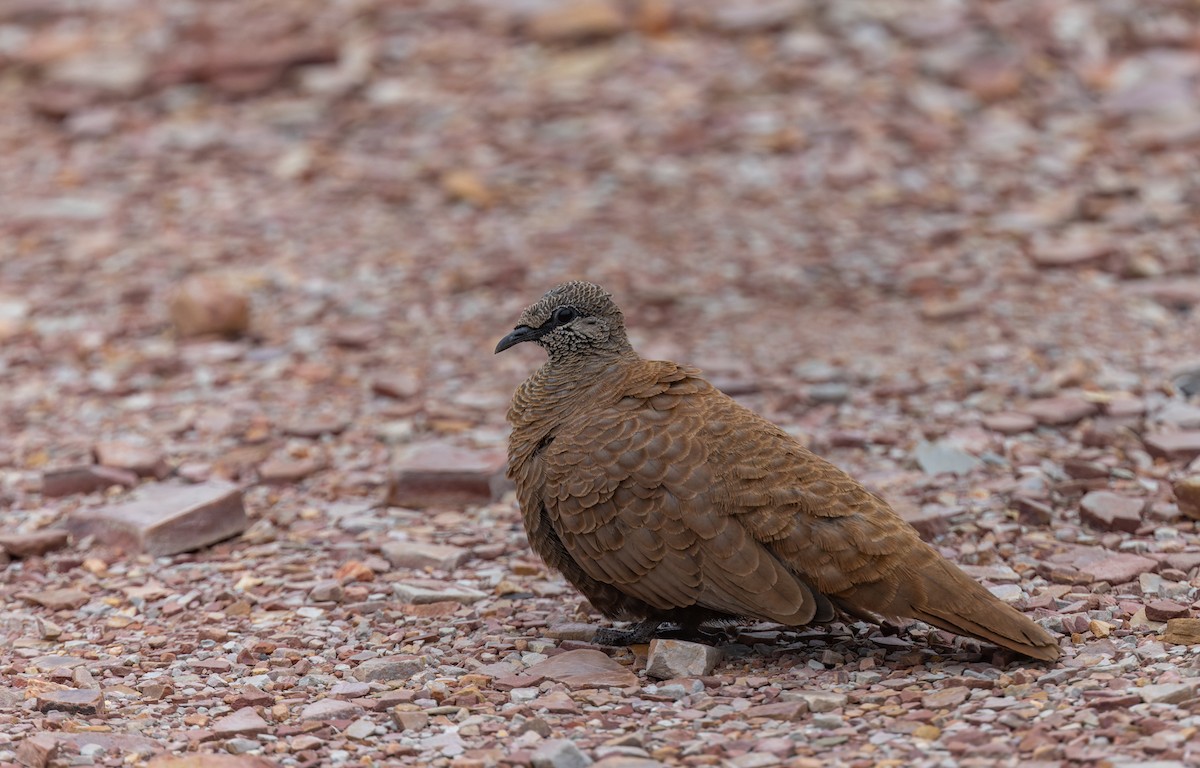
(496, 281), (1060, 660)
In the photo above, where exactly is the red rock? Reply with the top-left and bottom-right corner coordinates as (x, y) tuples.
(1045, 546), (1158, 585)
(1080, 491), (1145, 533)
(982, 412), (1037, 435)
(1012, 496), (1054, 527)
(42, 465), (138, 497)
(1145, 599), (1191, 621)
(0, 529), (69, 558)
(65, 482), (247, 556)
(212, 707), (270, 737)
(386, 442), (509, 508)
(524, 649), (638, 689)
(1144, 432), (1200, 461)
(168, 273), (250, 338)
(35, 688), (104, 714)
(1022, 397), (1098, 426)
(18, 588), (90, 610)
(92, 441), (170, 479)
(299, 698), (363, 722)
(527, 1), (626, 44)
(15, 733), (58, 768)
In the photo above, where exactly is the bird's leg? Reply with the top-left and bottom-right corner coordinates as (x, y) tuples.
(593, 620), (663, 646)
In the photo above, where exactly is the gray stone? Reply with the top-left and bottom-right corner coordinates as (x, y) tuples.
(344, 718), (376, 740)
(351, 656), (426, 683)
(381, 541), (469, 571)
(1137, 682), (1197, 705)
(531, 739), (593, 768)
(392, 581), (486, 605)
(914, 440), (981, 476)
(65, 481), (247, 556)
(645, 639), (721, 680)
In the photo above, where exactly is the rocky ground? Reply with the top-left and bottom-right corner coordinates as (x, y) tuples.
(3, 0), (1200, 766)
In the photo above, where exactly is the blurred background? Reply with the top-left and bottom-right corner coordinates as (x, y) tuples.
(1, 0), (1198, 503)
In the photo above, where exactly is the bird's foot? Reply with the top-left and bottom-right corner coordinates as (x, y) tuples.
(593, 621), (731, 646)
(593, 620), (663, 646)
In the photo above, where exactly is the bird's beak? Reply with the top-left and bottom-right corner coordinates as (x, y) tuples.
(495, 325), (539, 354)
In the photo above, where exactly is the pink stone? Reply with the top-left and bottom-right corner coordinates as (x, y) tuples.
(524, 649), (638, 689)
(1080, 491), (1145, 533)
(66, 481), (247, 556)
(386, 442), (509, 508)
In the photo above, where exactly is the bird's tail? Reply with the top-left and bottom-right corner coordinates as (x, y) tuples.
(907, 556), (1061, 661)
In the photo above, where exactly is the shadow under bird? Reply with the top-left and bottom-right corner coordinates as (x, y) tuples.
(495, 281), (1061, 661)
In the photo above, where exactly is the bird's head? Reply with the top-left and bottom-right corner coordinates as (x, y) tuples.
(495, 280), (631, 361)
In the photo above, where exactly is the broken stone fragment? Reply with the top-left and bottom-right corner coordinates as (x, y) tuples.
(645, 639), (721, 679)
(1079, 491), (1145, 533)
(65, 482), (247, 556)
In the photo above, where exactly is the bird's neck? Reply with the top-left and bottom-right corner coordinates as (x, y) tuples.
(508, 351), (641, 452)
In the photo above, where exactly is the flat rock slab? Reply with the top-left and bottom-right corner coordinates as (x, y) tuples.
(35, 688), (104, 714)
(1143, 431), (1200, 461)
(381, 541), (469, 571)
(18, 588), (90, 610)
(149, 755), (278, 768)
(914, 440), (981, 476)
(299, 698), (363, 722)
(1080, 491), (1145, 533)
(0, 530), (69, 558)
(392, 580), (486, 605)
(1045, 546), (1158, 585)
(351, 655), (426, 683)
(212, 707), (271, 737)
(42, 465), (138, 498)
(386, 442), (509, 508)
(65, 481), (247, 556)
(525, 649), (638, 689)
(1021, 396), (1098, 426)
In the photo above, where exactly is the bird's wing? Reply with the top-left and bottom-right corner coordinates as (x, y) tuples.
(540, 366), (824, 625)
(694, 385), (1060, 660)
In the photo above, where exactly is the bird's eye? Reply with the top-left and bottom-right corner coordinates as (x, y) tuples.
(553, 306), (578, 324)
